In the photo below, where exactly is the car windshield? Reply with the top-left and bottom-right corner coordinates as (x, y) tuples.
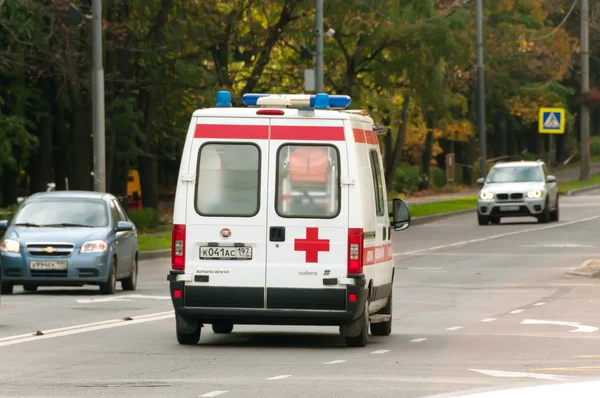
(486, 166), (543, 183)
(13, 199), (109, 227)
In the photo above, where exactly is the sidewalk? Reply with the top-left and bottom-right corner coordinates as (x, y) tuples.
(404, 161), (600, 205)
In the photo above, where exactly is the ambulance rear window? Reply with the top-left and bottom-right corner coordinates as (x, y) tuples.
(275, 144), (340, 218)
(195, 143), (260, 217)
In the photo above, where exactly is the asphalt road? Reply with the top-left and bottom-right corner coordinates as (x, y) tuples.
(1, 193), (600, 397)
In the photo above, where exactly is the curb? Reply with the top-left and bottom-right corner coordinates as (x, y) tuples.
(567, 184), (600, 196)
(566, 259), (600, 278)
(139, 249), (170, 261)
(411, 209), (476, 226)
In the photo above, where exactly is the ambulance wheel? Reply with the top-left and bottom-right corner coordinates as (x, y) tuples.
(212, 323), (234, 334)
(370, 292), (392, 337)
(177, 328), (201, 345)
(344, 301), (369, 348)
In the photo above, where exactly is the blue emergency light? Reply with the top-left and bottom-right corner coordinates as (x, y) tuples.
(241, 93), (351, 109)
(215, 91), (232, 107)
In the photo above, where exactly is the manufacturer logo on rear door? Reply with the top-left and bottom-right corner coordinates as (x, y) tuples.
(220, 228), (231, 239)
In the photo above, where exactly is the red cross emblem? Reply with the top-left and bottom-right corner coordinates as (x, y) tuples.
(294, 227), (330, 263)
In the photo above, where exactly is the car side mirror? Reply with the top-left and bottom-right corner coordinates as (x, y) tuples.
(476, 177), (485, 185)
(116, 221), (134, 232)
(391, 198), (410, 231)
(546, 175), (556, 183)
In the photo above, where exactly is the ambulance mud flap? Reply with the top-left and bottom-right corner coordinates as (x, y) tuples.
(339, 276), (368, 338)
(170, 279), (203, 334)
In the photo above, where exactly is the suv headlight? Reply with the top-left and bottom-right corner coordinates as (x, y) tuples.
(527, 190), (543, 199)
(480, 192), (494, 200)
(81, 240), (108, 253)
(0, 239), (20, 253)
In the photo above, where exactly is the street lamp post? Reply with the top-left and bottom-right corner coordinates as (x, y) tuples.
(315, 0), (324, 92)
(91, 0), (106, 192)
(476, 0), (487, 178)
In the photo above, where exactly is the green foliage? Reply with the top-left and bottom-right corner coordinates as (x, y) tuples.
(0, 110), (39, 177)
(128, 208), (160, 232)
(392, 166), (425, 194)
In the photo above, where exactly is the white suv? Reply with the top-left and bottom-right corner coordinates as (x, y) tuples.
(476, 160), (559, 225)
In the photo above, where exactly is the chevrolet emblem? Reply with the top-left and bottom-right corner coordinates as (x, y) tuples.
(42, 246), (57, 254)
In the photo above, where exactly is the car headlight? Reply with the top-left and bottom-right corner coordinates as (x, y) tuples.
(527, 190), (543, 199)
(0, 239), (20, 253)
(81, 240), (108, 253)
(479, 192), (494, 200)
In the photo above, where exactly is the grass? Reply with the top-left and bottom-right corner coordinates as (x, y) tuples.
(138, 234), (171, 252)
(557, 173), (600, 194)
(407, 196), (477, 218)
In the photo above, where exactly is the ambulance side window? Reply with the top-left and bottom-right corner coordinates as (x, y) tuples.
(369, 150), (385, 217)
(195, 143), (261, 217)
(276, 144), (340, 219)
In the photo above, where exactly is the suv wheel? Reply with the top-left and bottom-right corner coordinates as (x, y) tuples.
(549, 196), (559, 222)
(478, 214), (489, 226)
(537, 199), (550, 224)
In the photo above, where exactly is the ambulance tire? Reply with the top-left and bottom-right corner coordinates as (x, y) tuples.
(177, 328), (201, 345)
(344, 301), (369, 348)
(212, 323), (234, 334)
(370, 292), (392, 337)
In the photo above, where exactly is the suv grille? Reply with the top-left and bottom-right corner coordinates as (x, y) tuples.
(497, 194), (509, 200)
(511, 193), (523, 200)
(27, 243), (74, 257)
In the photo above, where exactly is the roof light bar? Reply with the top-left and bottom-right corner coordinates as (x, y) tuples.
(215, 91), (232, 107)
(241, 93), (351, 109)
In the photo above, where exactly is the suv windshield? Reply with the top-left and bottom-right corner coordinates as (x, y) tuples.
(486, 166), (544, 183)
(14, 199), (109, 227)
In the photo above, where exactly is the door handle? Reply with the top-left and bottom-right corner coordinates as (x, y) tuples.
(269, 227), (286, 242)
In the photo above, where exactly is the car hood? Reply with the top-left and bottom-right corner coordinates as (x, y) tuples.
(5, 227), (109, 247)
(481, 181), (545, 194)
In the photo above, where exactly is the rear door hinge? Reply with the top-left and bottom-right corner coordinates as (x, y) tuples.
(181, 174), (196, 183)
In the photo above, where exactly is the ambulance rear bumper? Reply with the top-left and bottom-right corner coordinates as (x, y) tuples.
(168, 276), (367, 327)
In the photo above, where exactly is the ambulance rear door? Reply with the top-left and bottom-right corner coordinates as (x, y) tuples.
(184, 117), (269, 309)
(265, 118), (350, 311)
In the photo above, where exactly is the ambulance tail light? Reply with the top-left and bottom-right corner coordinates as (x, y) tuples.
(172, 224), (186, 270)
(348, 228), (364, 274)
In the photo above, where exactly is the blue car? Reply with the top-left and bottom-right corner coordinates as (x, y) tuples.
(0, 191), (139, 295)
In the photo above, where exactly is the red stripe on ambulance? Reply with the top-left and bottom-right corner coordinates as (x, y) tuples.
(195, 124), (269, 139)
(271, 126), (344, 141)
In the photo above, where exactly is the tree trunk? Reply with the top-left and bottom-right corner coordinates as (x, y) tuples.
(137, 90), (159, 210)
(69, 86), (93, 191)
(420, 106), (434, 190)
(0, 168), (19, 207)
(53, 83), (69, 191)
(28, 78), (55, 193)
(384, 94), (410, 189)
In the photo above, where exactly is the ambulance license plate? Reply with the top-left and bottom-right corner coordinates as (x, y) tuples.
(200, 246), (252, 260)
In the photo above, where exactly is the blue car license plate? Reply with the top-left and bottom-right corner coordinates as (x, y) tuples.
(29, 260), (68, 271)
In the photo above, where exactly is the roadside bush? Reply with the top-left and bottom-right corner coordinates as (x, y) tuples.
(591, 136), (600, 157)
(430, 167), (445, 188)
(128, 208), (160, 232)
(392, 166), (425, 194)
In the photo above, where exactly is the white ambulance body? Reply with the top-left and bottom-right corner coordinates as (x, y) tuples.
(168, 92), (411, 347)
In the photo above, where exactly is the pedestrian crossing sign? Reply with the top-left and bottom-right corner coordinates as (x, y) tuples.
(538, 107), (566, 134)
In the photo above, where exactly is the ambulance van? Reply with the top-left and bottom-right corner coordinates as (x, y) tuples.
(168, 91), (411, 347)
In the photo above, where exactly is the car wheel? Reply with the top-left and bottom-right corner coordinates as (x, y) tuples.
(537, 199), (550, 224)
(100, 257), (117, 295)
(212, 323), (234, 334)
(478, 214), (489, 226)
(177, 328), (201, 345)
(1, 282), (13, 295)
(345, 301), (369, 347)
(490, 217), (501, 225)
(550, 196), (559, 222)
(23, 284), (38, 292)
(370, 291), (392, 337)
(121, 254), (138, 291)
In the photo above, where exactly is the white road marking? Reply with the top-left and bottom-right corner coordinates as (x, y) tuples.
(410, 338), (427, 343)
(510, 309), (524, 314)
(535, 302), (546, 306)
(481, 318), (496, 322)
(522, 243), (597, 248)
(446, 326), (463, 331)
(76, 294), (170, 304)
(469, 368), (572, 381)
(371, 350), (390, 354)
(393, 214), (600, 257)
(0, 311), (174, 347)
(521, 319), (599, 333)
(268, 375), (291, 380)
(323, 360), (346, 364)
(200, 391), (229, 397)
